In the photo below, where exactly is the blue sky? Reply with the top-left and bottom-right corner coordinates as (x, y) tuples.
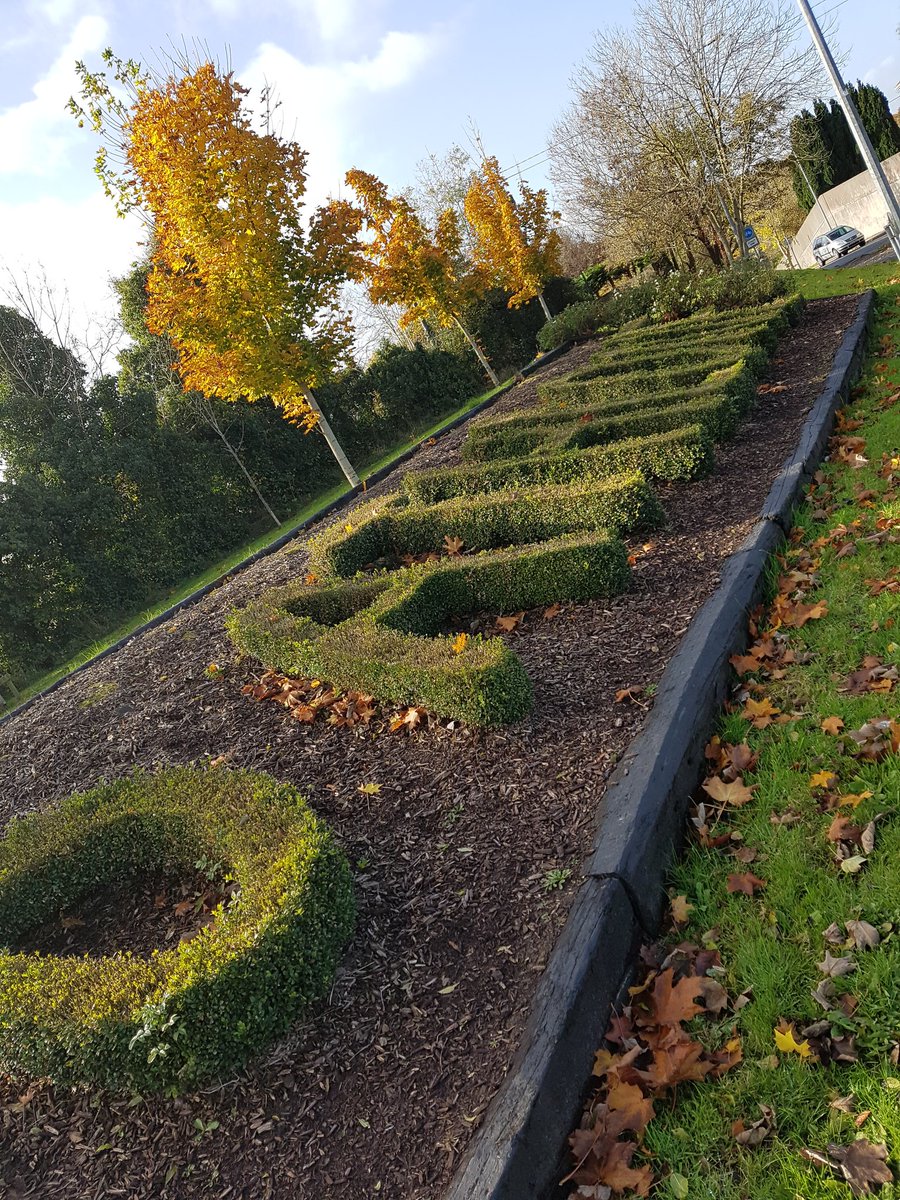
(0, 0), (897, 338)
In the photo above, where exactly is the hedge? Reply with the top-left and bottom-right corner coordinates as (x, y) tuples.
(595, 296), (802, 357)
(307, 473), (661, 577)
(536, 345), (769, 408)
(402, 425), (713, 504)
(0, 767), (354, 1092)
(227, 532), (630, 726)
(461, 388), (748, 462)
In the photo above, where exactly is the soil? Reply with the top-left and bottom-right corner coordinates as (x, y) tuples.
(0, 294), (859, 1200)
(8, 872), (228, 959)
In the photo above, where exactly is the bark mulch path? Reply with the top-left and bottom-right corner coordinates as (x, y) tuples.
(0, 294), (858, 1200)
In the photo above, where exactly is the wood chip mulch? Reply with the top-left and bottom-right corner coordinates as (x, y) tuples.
(0, 294), (858, 1200)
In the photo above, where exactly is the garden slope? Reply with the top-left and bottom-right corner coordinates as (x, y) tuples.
(0, 295), (857, 1200)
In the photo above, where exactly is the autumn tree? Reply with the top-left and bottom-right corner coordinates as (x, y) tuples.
(552, 0), (823, 261)
(345, 169), (500, 387)
(464, 155), (561, 320)
(70, 52), (362, 486)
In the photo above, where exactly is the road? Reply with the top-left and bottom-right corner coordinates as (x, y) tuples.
(820, 232), (895, 270)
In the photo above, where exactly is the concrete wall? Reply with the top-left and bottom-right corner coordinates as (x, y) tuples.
(790, 151), (900, 267)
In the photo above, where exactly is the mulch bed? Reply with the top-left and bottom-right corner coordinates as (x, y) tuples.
(0, 294), (858, 1200)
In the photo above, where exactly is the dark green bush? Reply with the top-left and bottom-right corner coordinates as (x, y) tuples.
(308, 473), (661, 577)
(228, 532), (630, 726)
(402, 426), (713, 504)
(535, 300), (607, 352)
(0, 767), (354, 1092)
(598, 297), (803, 358)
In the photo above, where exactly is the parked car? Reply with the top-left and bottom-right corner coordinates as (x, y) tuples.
(812, 226), (865, 266)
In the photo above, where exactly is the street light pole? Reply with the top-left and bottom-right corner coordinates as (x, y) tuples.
(794, 0), (900, 261)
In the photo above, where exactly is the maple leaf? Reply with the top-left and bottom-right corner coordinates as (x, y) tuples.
(443, 534), (464, 556)
(670, 895), (693, 924)
(595, 1141), (653, 1195)
(629, 1038), (712, 1089)
(742, 697), (780, 728)
(810, 770), (837, 790)
(389, 706), (427, 733)
(727, 872), (766, 896)
(615, 685), (645, 704)
(495, 612), (524, 632)
(726, 742), (758, 773)
(646, 969), (705, 1026)
(730, 652), (764, 675)
(774, 1022), (812, 1059)
(702, 775), (756, 807)
(826, 1139), (894, 1195)
(543, 602), (562, 620)
(605, 1080), (655, 1136)
(358, 782), (381, 795)
(817, 951), (856, 978)
(821, 716), (845, 735)
(839, 790), (874, 809)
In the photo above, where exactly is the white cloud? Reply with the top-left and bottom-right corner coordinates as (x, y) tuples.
(0, 190), (141, 337)
(0, 14), (108, 177)
(240, 28), (442, 203)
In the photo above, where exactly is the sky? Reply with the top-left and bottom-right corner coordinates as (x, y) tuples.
(0, 0), (897, 345)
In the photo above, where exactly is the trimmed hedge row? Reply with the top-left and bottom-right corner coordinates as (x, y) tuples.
(461, 389), (747, 462)
(596, 296), (803, 356)
(228, 532), (630, 725)
(0, 767), (354, 1092)
(537, 345), (769, 407)
(307, 473), (662, 578)
(401, 425), (713, 505)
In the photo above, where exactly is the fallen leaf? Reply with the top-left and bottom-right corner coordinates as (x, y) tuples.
(670, 895), (693, 924)
(827, 1138), (893, 1195)
(733, 1104), (775, 1147)
(821, 716), (845, 736)
(702, 776), (756, 807)
(774, 1023), (812, 1059)
(742, 696), (781, 728)
(845, 920), (880, 950)
(543, 602), (562, 620)
(840, 855), (867, 875)
(495, 612), (524, 632)
(615, 685), (645, 704)
(727, 872), (766, 896)
(818, 951), (856, 978)
(443, 534), (464, 556)
(451, 632), (469, 655)
(810, 770), (838, 790)
(358, 782), (381, 796)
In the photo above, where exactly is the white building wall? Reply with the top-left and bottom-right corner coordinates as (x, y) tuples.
(790, 151), (900, 267)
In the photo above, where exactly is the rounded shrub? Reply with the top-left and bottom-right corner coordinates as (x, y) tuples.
(0, 767), (354, 1092)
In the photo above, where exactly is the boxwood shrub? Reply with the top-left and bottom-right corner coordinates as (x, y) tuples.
(535, 299), (606, 352)
(307, 473), (661, 577)
(0, 767), (354, 1092)
(228, 531), (630, 726)
(461, 389), (746, 462)
(402, 425), (713, 504)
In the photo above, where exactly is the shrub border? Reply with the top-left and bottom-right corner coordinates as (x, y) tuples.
(442, 292), (875, 1200)
(0, 346), (570, 730)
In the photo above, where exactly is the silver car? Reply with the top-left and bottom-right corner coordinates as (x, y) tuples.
(813, 225), (865, 266)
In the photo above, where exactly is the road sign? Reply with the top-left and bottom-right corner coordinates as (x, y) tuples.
(744, 226), (760, 249)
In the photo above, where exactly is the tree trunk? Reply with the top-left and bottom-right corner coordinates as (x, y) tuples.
(451, 315), (500, 387)
(206, 411), (281, 529)
(537, 292), (553, 322)
(299, 384), (361, 489)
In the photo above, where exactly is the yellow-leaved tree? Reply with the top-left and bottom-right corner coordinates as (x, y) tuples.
(464, 155), (562, 321)
(70, 53), (362, 486)
(344, 169), (500, 387)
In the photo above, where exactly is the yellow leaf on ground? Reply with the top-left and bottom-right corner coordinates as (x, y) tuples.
(774, 1024), (812, 1059)
(810, 770), (838, 790)
(451, 632), (469, 655)
(821, 716), (845, 736)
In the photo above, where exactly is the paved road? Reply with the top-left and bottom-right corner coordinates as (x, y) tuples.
(820, 232), (895, 270)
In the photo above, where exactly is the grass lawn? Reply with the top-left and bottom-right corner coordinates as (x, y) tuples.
(786, 261), (900, 300)
(623, 279), (900, 1196)
(1, 379), (511, 718)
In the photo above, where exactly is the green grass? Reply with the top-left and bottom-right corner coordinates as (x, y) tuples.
(786, 261), (900, 300)
(1, 379), (511, 718)
(637, 280), (900, 1197)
